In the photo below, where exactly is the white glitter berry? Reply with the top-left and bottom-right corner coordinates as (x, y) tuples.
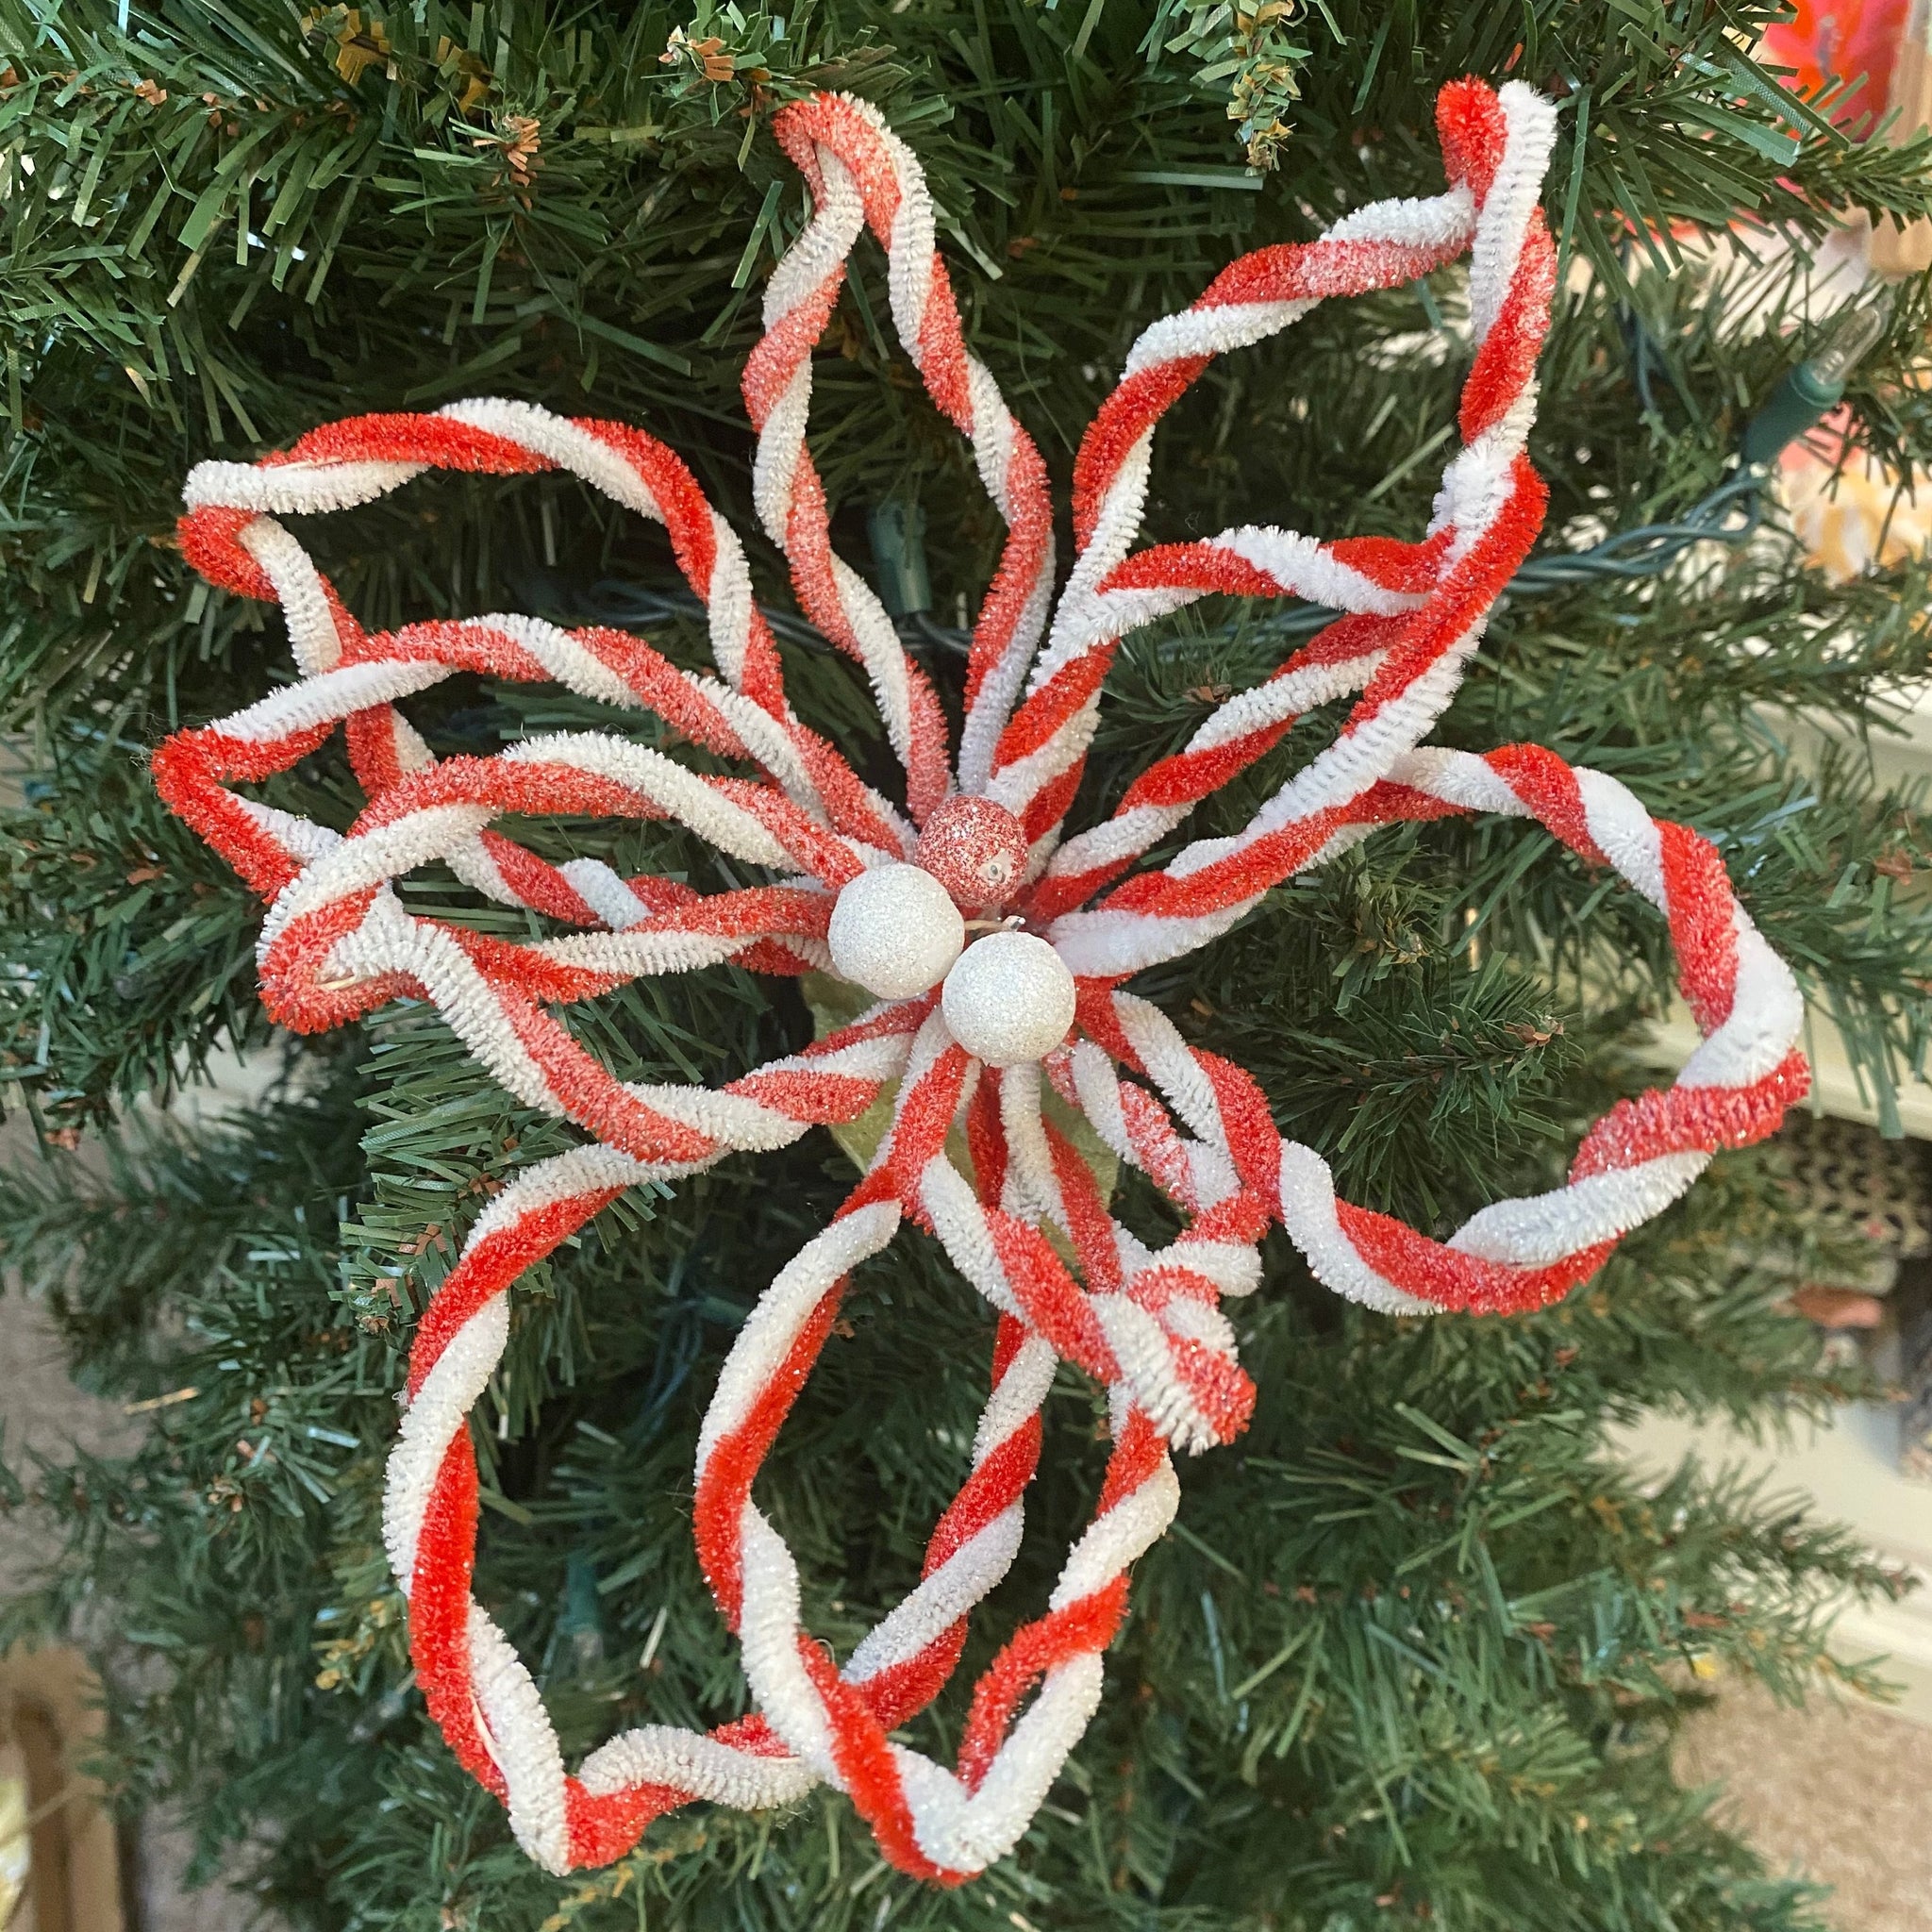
(941, 930), (1077, 1067)
(827, 862), (965, 998)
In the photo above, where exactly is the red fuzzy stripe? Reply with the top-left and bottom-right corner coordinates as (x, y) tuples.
(741, 275), (844, 431)
(991, 1310), (1027, 1384)
(778, 449), (953, 824)
(808, 997), (936, 1054)
(342, 707), (411, 798)
(1073, 358), (1208, 549)
(1460, 221), (1556, 443)
(915, 258), (974, 429)
(490, 994), (722, 1164)
(1121, 725), (1291, 812)
(1098, 806), (1345, 920)
(1023, 860), (1131, 925)
(1196, 236), (1462, 310)
(257, 890), (408, 1033)
(951, 1413), (1164, 1787)
(1074, 980), (1140, 1065)
(176, 508), (275, 601)
(1334, 1202), (1612, 1313)
(1020, 618), (1401, 924)
(728, 1068), (880, 1124)
(1569, 1053), (1809, 1182)
(692, 1285), (845, 1627)
(1122, 1088), (1205, 1211)
(579, 626), (761, 760)
(1657, 821), (1740, 1032)
(1047, 1118), (1124, 1292)
(408, 1190), (625, 1397)
(1485, 743), (1607, 864)
(1169, 1336), (1257, 1441)
(1289, 609), (1410, 671)
(1327, 531), (1452, 593)
(788, 721), (909, 853)
(1348, 458), (1545, 723)
(964, 430), (1054, 712)
(647, 884), (831, 941)
(1100, 1400), (1169, 1513)
(1124, 1263), (1217, 1313)
(1097, 1406), (1166, 1507)
(1196, 1053), (1283, 1217)
(586, 410), (793, 715)
(280, 411), (554, 474)
(886, 1046), (972, 1204)
(344, 756), (653, 837)
(1100, 544), (1291, 601)
(1020, 763), (1084, 849)
(901, 667), (955, 828)
(956, 1576), (1130, 1795)
(149, 727), (332, 898)
(774, 94), (904, 238)
(578, 420), (718, 591)
(437, 932), (628, 1005)
(563, 1778), (685, 1870)
(479, 831), (603, 924)
(796, 1639), (957, 1884)
(985, 1210), (1120, 1382)
(1345, 778), (1460, 829)
(1186, 1191), (1272, 1250)
(155, 720), (332, 789)
(924, 1419), (1043, 1576)
(1435, 76), (1507, 202)
(848, 1622), (970, 1732)
(408, 1429), (506, 1795)
(713, 777), (870, 887)
(966, 1070), (1008, 1205)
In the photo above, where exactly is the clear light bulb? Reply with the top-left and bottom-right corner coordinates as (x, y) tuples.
(1803, 302), (1889, 391)
(1740, 300), (1891, 469)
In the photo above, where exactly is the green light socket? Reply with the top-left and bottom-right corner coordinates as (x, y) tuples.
(866, 500), (932, 618)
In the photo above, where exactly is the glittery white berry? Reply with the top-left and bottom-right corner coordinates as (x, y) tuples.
(941, 930), (1077, 1067)
(828, 862), (965, 998)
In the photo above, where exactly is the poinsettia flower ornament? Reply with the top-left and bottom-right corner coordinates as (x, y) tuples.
(155, 80), (1807, 1881)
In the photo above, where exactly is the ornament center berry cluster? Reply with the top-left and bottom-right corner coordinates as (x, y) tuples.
(830, 793), (1074, 1067)
(155, 80), (1807, 1884)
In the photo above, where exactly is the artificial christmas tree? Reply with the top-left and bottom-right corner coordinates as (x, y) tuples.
(4, 4), (1932, 1929)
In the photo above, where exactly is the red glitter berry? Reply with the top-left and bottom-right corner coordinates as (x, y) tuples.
(915, 794), (1029, 908)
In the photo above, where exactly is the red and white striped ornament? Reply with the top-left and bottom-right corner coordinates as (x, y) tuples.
(153, 76), (1807, 1884)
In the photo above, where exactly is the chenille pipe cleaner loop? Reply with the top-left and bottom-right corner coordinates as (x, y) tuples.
(152, 76), (1807, 1881)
